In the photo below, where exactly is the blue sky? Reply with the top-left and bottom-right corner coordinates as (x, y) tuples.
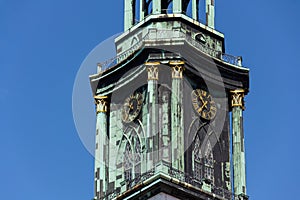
(1, 0), (300, 200)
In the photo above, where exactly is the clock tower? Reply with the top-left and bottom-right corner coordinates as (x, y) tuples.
(90, 0), (249, 199)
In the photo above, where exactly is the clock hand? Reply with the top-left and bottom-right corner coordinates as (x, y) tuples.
(202, 100), (208, 109)
(129, 102), (134, 110)
(199, 94), (205, 103)
(199, 95), (209, 108)
(204, 100), (208, 109)
(198, 101), (208, 113)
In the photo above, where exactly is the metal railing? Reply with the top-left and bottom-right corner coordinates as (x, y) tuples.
(168, 167), (235, 200)
(99, 165), (239, 200)
(100, 29), (242, 70)
(100, 170), (155, 200)
(100, 34), (147, 70)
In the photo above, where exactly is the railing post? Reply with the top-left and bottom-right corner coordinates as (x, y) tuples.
(237, 56), (243, 67)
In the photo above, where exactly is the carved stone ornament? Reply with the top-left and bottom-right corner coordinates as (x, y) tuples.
(230, 89), (245, 110)
(169, 61), (184, 79)
(94, 96), (108, 113)
(145, 62), (160, 80)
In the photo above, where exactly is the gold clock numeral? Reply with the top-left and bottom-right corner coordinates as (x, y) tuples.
(197, 107), (203, 113)
(201, 112), (207, 119)
(122, 111), (129, 121)
(210, 108), (216, 115)
(207, 94), (212, 100)
(198, 89), (202, 96)
(138, 99), (143, 105)
(210, 104), (217, 111)
(128, 115), (134, 122)
(206, 112), (212, 119)
(137, 104), (142, 112)
(192, 95), (197, 102)
(124, 102), (130, 108)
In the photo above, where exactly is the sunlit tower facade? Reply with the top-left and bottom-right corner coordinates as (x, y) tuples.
(90, 0), (249, 199)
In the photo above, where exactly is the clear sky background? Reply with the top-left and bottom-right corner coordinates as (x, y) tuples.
(1, 0), (300, 200)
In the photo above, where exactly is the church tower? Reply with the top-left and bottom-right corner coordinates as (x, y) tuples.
(90, 0), (250, 199)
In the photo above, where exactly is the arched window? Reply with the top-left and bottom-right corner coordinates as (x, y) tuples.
(124, 142), (133, 187)
(193, 135), (203, 181)
(147, 0), (152, 15)
(204, 140), (214, 184)
(199, 0), (206, 23)
(123, 133), (142, 188)
(167, 0), (173, 14)
(134, 135), (141, 177)
(193, 134), (215, 185)
(182, 0), (192, 16)
(134, 0), (140, 24)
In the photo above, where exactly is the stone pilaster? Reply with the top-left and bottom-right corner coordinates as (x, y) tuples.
(161, 90), (171, 164)
(173, 0), (182, 14)
(170, 61), (184, 172)
(192, 0), (198, 20)
(206, 0), (215, 29)
(94, 96), (109, 199)
(152, 0), (161, 14)
(124, 0), (134, 30)
(145, 62), (160, 171)
(230, 89), (248, 199)
(139, 0), (146, 21)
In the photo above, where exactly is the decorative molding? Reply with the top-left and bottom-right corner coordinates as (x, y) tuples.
(230, 89), (245, 110)
(145, 62), (160, 80)
(94, 96), (109, 113)
(170, 61), (184, 79)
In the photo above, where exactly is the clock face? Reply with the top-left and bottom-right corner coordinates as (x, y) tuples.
(122, 92), (143, 123)
(191, 89), (217, 120)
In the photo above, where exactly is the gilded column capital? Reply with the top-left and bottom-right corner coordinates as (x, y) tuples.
(169, 61), (184, 79)
(230, 89), (245, 110)
(94, 96), (109, 113)
(145, 62), (160, 80)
